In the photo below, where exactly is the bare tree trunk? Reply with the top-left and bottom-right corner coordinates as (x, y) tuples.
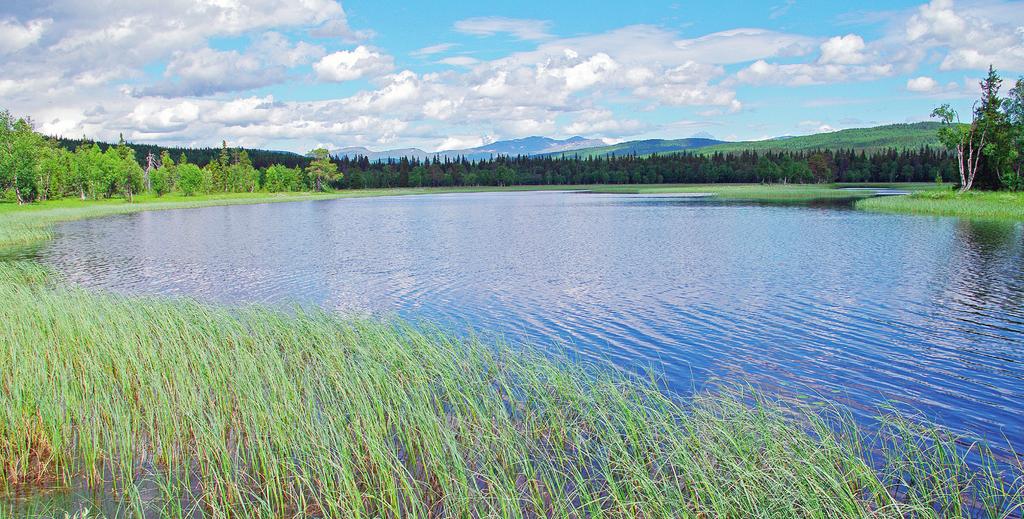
(957, 126), (986, 193)
(144, 152), (156, 192)
(965, 129), (985, 193)
(956, 143), (967, 191)
(12, 170), (23, 205)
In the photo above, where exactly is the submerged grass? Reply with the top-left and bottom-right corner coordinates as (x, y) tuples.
(1, 187), (1023, 517)
(857, 190), (1024, 220)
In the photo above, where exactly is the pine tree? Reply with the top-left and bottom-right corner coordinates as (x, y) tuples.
(306, 148), (340, 191)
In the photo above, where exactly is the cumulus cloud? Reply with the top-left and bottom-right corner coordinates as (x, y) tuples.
(819, 34), (867, 65)
(207, 96), (278, 126)
(906, 76), (939, 92)
(0, 17), (51, 54)
(314, 46), (394, 82)
(437, 135), (489, 151)
(564, 109), (646, 137)
(128, 100), (201, 133)
(549, 52), (619, 91)
(735, 59), (895, 86)
(904, 0), (1024, 71)
(454, 17), (553, 40)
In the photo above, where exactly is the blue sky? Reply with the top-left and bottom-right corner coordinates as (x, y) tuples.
(1, 0), (1022, 152)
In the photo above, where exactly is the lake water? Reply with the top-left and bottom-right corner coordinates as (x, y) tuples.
(42, 191), (1024, 451)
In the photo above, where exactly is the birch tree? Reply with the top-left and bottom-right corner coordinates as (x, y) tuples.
(932, 104), (985, 192)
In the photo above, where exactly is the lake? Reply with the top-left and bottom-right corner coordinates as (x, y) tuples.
(42, 191), (1024, 451)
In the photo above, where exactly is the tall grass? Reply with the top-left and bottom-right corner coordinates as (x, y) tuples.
(857, 190), (1024, 220)
(0, 263), (1022, 518)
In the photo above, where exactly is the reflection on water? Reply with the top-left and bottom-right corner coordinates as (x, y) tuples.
(40, 192), (1024, 453)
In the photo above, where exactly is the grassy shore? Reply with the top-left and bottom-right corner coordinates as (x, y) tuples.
(857, 189), (1024, 220)
(584, 182), (944, 201)
(1, 188), (1023, 517)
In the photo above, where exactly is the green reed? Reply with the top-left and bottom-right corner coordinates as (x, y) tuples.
(0, 262), (1021, 518)
(857, 190), (1024, 220)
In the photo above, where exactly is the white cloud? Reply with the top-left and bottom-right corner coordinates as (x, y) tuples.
(314, 46), (394, 82)
(819, 34), (867, 65)
(564, 109), (646, 136)
(255, 32), (325, 67)
(454, 17), (553, 40)
(437, 56), (480, 67)
(207, 96), (277, 126)
(564, 52), (619, 90)
(674, 28), (816, 63)
(423, 99), (458, 120)
(437, 135), (488, 150)
(412, 43), (457, 57)
(904, 0), (1024, 71)
(342, 70), (420, 111)
(906, 75), (939, 92)
(906, 0), (966, 41)
(735, 59), (894, 86)
(128, 100), (201, 133)
(633, 62), (740, 110)
(798, 120), (837, 133)
(139, 48), (277, 97)
(0, 17), (51, 54)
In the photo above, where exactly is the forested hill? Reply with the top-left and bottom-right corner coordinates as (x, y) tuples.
(541, 138), (727, 159)
(542, 123), (944, 159)
(54, 137), (310, 169)
(700, 122), (944, 154)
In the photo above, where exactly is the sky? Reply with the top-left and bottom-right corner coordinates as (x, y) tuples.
(1, 0), (1023, 153)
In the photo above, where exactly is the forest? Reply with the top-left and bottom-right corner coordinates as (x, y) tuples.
(335, 148), (955, 189)
(1, 109), (957, 203)
(931, 67), (1024, 192)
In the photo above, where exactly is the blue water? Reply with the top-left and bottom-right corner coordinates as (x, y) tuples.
(42, 191), (1024, 451)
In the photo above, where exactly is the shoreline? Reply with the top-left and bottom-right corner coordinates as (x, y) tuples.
(856, 190), (1024, 220)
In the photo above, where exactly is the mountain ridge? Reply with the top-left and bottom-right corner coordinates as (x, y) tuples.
(332, 136), (606, 162)
(332, 122), (945, 162)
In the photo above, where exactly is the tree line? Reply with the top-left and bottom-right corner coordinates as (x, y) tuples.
(3, 106), (959, 204)
(1, 112), (340, 204)
(334, 147), (956, 189)
(933, 66), (1023, 192)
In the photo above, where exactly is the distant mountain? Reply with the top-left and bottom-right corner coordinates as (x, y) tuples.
(333, 146), (433, 161)
(537, 122), (945, 159)
(332, 136), (606, 161)
(540, 138), (727, 159)
(700, 122), (944, 154)
(463, 136), (605, 158)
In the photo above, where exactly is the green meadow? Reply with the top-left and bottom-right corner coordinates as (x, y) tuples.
(857, 190), (1024, 220)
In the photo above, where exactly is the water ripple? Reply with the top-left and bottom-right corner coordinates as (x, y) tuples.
(40, 191), (1024, 452)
